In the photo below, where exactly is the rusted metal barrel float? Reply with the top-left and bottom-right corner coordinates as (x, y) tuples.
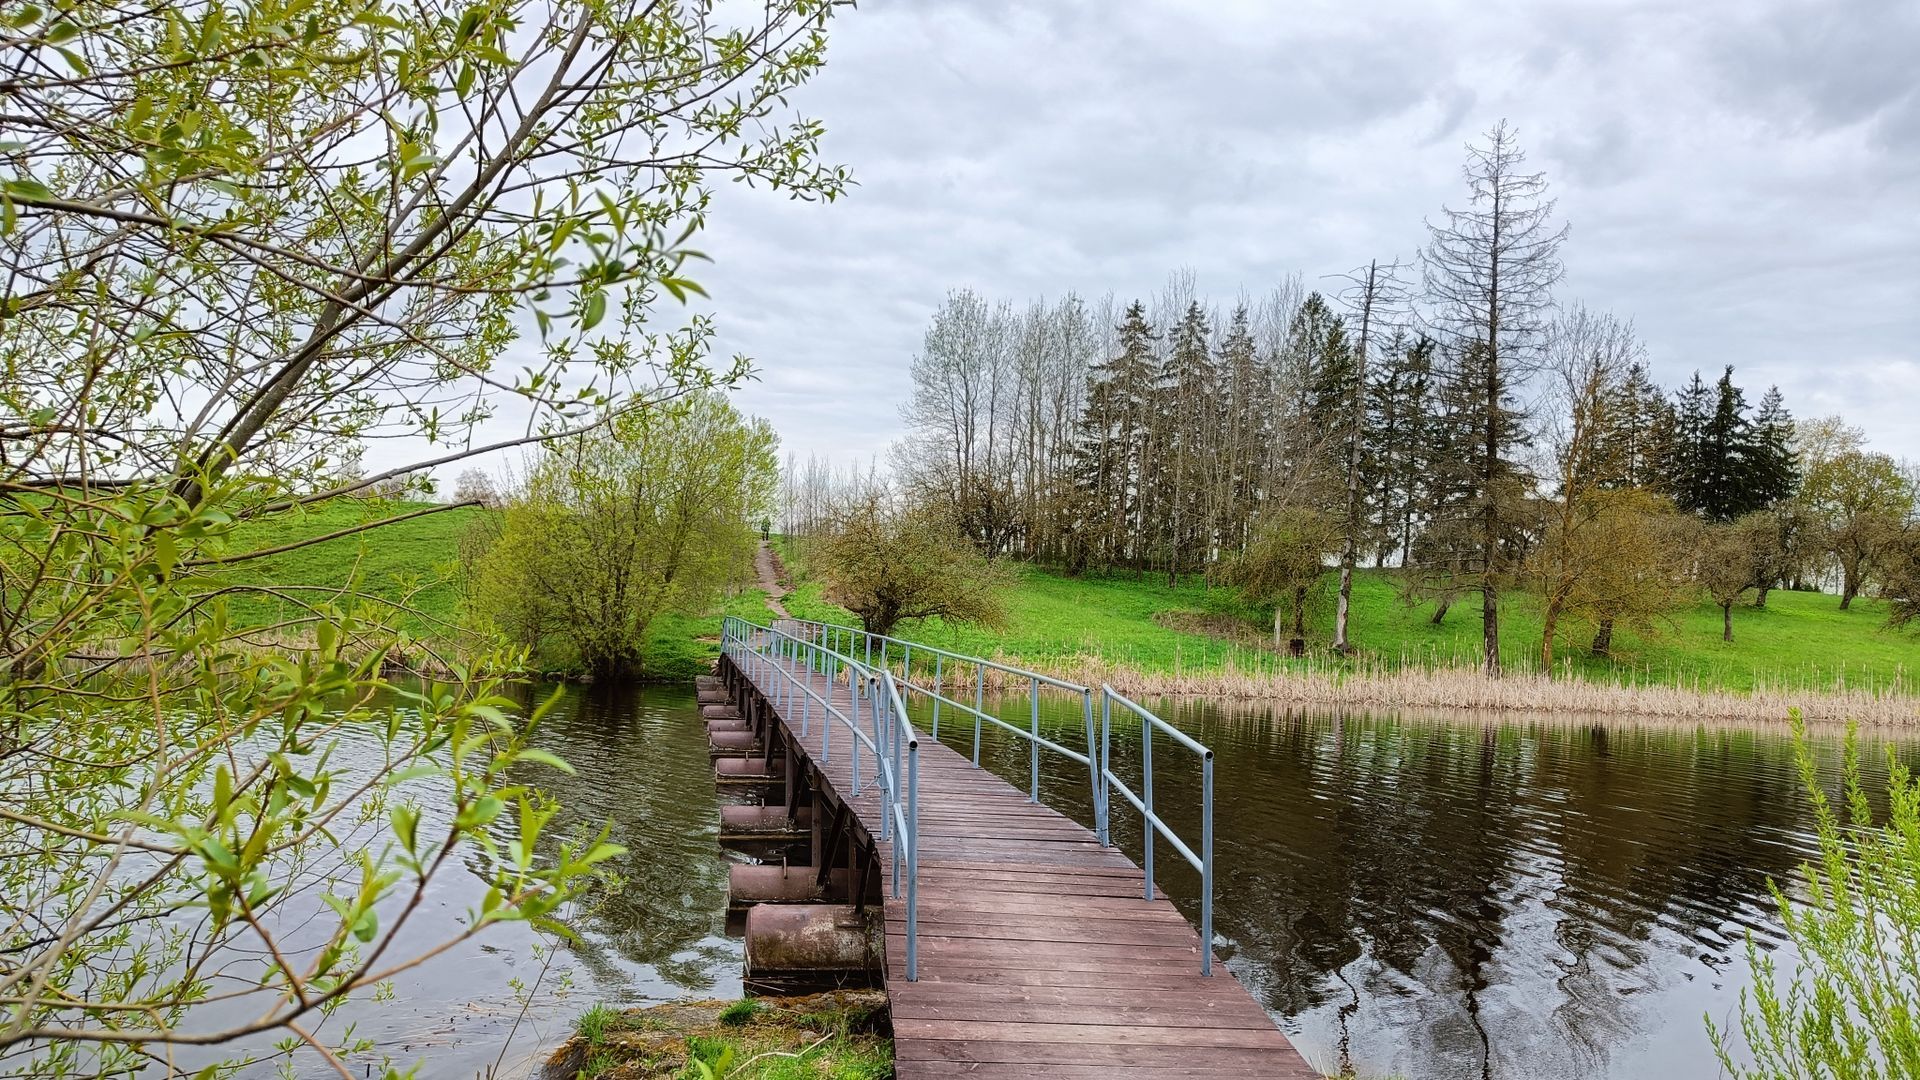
(714, 756), (782, 799)
(720, 805), (811, 836)
(708, 730), (760, 757)
(743, 904), (883, 990)
(728, 863), (847, 908)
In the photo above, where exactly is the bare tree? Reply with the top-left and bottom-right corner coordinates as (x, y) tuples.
(453, 468), (500, 508)
(1330, 260), (1408, 653)
(1422, 120), (1569, 676)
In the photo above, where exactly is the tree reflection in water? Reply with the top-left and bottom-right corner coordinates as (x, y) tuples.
(945, 695), (1911, 1080)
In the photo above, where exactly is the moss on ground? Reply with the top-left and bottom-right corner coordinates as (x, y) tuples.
(545, 992), (891, 1080)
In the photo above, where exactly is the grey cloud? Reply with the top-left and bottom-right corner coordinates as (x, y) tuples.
(668, 0), (1920, 467)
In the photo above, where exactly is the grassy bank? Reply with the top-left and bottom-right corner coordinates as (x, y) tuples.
(547, 993), (891, 1079)
(216, 499), (778, 681)
(772, 538), (1918, 719)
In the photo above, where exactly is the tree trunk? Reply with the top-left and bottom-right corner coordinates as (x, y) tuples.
(1481, 577), (1500, 676)
(1721, 602), (1733, 642)
(1334, 261), (1375, 657)
(1840, 568), (1858, 610)
(1539, 603), (1560, 676)
(1273, 605), (1284, 650)
(1590, 618), (1614, 658)
(1289, 587), (1307, 657)
(1430, 598), (1451, 625)
(1755, 582), (1771, 608)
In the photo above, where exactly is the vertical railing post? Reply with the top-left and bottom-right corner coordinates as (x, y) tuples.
(1201, 749), (1214, 977)
(1028, 677), (1040, 803)
(1090, 690), (1107, 845)
(906, 736), (920, 981)
(877, 679), (891, 842)
(1142, 714), (1155, 902)
(850, 673), (862, 795)
(1099, 690), (1113, 848)
(973, 665), (985, 766)
(932, 655), (943, 737)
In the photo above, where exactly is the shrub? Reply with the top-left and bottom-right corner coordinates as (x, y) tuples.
(1708, 712), (1920, 1078)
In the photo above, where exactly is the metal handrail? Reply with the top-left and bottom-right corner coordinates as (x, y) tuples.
(783, 619), (1107, 827)
(1101, 684), (1215, 975)
(719, 616), (921, 979)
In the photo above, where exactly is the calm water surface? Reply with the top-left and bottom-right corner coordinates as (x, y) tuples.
(283, 684), (1910, 1080)
(944, 695), (1918, 1080)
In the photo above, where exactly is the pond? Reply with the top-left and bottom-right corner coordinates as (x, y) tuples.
(258, 683), (1906, 1080)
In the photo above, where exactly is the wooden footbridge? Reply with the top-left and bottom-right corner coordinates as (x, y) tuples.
(709, 618), (1315, 1078)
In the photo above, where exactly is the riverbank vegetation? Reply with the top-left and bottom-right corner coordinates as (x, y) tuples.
(773, 538), (1916, 721)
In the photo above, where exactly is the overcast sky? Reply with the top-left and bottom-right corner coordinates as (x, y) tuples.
(461, 0), (1920, 480)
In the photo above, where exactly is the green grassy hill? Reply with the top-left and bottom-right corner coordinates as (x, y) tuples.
(774, 540), (1916, 696)
(213, 500), (777, 681)
(207, 504), (1914, 693)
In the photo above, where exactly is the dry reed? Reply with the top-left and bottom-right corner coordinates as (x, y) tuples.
(890, 650), (1920, 727)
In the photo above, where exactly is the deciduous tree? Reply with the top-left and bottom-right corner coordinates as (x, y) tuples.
(816, 491), (1010, 639)
(469, 395), (777, 679)
(1223, 507), (1339, 655)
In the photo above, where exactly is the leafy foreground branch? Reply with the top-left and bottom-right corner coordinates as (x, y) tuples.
(1710, 712), (1920, 1078)
(544, 992), (891, 1080)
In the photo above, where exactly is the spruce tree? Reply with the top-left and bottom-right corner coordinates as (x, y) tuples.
(1282, 291), (1356, 512)
(1703, 365), (1755, 521)
(1669, 371), (1713, 515)
(1154, 301), (1217, 584)
(1599, 362), (1673, 491)
(1748, 385), (1800, 508)
(1216, 305), (1268, 553)
(1071, 301), (1158, 571)
(1364, 334), (1436, 565)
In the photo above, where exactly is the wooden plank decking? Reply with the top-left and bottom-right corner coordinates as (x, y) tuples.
(739, 655), (1317, 1079)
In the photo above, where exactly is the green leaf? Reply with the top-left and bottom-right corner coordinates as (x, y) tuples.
(514, 748), (574, 775)
(389, 805), (419, 852)
(4, 178), (52, 201)
(582, 291), (607, 331)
